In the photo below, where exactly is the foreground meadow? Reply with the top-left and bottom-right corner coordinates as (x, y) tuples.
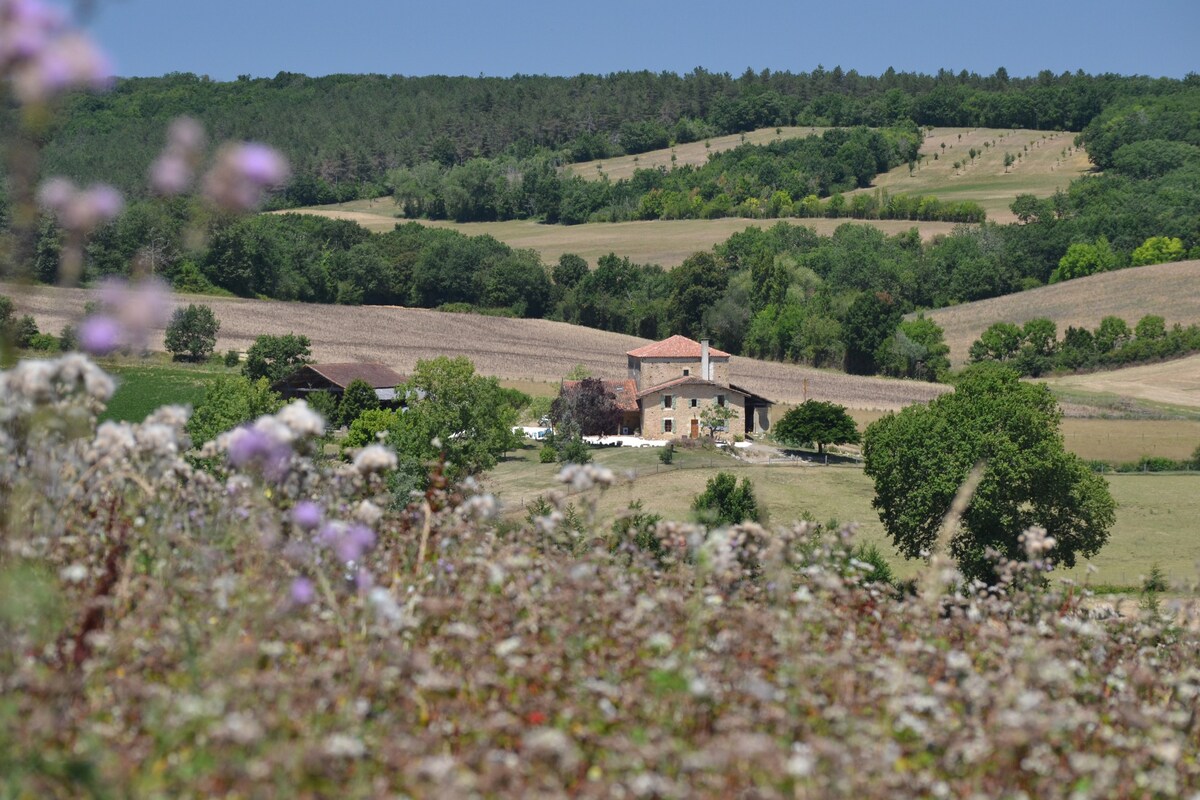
(3, 354), (1199, 798)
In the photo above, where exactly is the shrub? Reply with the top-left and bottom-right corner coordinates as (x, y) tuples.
(658, 442), (675, 465)
(164, 303), (220, 361)
(12, 315), (39, 348)
(539, 444), (557, 463)
(337, 378), (380, 428)
(1142, 563), (1169, 594)
(692, 471), (760, 525)
(223, 349), (241, 367)
(27, 333), (60, 351)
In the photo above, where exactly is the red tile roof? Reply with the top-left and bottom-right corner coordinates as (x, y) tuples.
(626, 335), (730, 359)
(562, 379), (640, 412)
(636, 375), (748, 399)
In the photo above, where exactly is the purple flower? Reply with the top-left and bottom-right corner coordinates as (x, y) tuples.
(78, 314), (120, 355)
(149, 155), (189, 195)
(290, 577), (315, 605)
(203, 142), (289, 211)
(233, 143), (288, 185)
(226, 426), (273, 468)
(291, 500), (323, 531)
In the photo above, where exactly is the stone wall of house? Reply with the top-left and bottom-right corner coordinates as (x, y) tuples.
(632, 357), (731, 390)
(640, 385), (745, 440)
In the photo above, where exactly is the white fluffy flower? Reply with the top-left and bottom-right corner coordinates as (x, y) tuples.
(277, 400), (325, 440)
(353, 444), (397, 475)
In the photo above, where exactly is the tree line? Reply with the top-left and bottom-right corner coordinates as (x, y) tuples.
(9, 68), (1198, 208)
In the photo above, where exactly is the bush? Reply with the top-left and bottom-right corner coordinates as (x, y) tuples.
(692, 471), (761, 525)
(337, 378), (380, 428)
(556, 434), (592, 465)
(12, 315), (39, 348)
(539, 444), (557, 463)
(164, 303), (220, 361)
(1142, 563), (1169, 594)
(27, 333), (60, 351)
(223, 349), (241, 368)
(658, 442), (675, 465)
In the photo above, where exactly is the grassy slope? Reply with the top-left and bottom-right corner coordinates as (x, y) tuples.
(99, 358), (234, 423)
(845, 127), (1090, 222)
(487, 443), (1200, 586)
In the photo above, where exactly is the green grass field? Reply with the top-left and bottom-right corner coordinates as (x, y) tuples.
(99, 357), (233, 423)
(485, 442), (1200, 587)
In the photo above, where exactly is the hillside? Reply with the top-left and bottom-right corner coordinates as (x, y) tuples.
(924, 260), (1200, 364)
(565, 126), (832, 181)
(6, 283), (946, 410)
(844, 127), (1090, 222)
(281, 205), (960, 268)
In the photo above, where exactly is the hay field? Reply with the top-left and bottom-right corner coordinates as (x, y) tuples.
(565, 126), (831, 181)
(487, 443), (1200, 586)
(845, 127), (1090, 222)
(1041, 356), (1200, 414)
(281, 205), (959, 269)
(923, 260), (1200, 365)
(5, 282), (946, 410)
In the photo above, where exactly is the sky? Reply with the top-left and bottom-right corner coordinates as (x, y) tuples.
(87, 0), (1198, 81)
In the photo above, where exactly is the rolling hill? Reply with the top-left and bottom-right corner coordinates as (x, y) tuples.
(6, 283), (947, 410)
(924, 260), (1200, 366)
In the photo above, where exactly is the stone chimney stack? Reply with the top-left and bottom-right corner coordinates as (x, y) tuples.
(701, 338), (710, 381)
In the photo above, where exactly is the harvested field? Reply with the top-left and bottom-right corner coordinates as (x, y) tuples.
(1042, 355), (1200, 413)
(923, 260), (1200, 365)
(566, 126), (832, 181)
(5, 282), (947, 410)
(281, 206), (959, 269)
(846, 127), (1090, 222)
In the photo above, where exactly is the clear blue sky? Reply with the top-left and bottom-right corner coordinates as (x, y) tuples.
(89, 0), (1197, 81)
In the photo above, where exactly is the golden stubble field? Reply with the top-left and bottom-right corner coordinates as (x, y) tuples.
(924, 260), (1200, 366)
(5, 282), (947, 410)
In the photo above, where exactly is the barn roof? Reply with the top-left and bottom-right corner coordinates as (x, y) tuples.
(304, 363), (407, 390)
(626, 335), (731, 359)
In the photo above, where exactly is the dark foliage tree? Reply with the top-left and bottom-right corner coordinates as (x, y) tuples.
(692, 472), (761, 526)
(863, 363), (1116, 582)
(164, 303), (220, 362)
(773, 400), (860, 454)
(242, 333), (312, 384)
(550, 377), (622, 437)
(843, 291), (902, 374)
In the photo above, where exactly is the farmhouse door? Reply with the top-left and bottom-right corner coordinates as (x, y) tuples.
(690, 418), (699, 438)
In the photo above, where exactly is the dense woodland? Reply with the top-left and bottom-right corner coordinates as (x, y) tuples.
(3, 72), (1200, 379)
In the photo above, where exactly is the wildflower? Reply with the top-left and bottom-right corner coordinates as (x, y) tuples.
(321, 733), (365, 759)
(291, 500), (322, 530)
(149, 116), (206, 195)
(36, 178), (122, 233)
(203, 142), (289, 211)
(353, 444), (397, 475)
(289, 577), (315, 605)
(77, 314), (120, 355)
(352, 499), (383, 526)
(277, 400), (325, 440)
(10, 26), (112, 104)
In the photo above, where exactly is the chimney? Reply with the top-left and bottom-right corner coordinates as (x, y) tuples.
(701, 338), (710, 381)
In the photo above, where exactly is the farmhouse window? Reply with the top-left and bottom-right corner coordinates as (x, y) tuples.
(664, 395), (672, 409)
(717, 395), (725, 407)
(663, 418), (673, 433)
(690, 398), (698, 408)
(683, 369), (689, 376)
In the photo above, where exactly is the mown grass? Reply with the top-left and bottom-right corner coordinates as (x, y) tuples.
(486, 443), (1200, 587)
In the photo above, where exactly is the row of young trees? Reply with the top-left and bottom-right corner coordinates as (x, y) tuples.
(969, 314), (1200, 376)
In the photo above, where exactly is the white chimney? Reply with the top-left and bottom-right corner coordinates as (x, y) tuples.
(701, 338), (710, 381)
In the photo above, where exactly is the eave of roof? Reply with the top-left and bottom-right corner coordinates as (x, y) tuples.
(636, 375), (749, 399)
(305, 362), (407, 389)
(626, 335), (731, 359)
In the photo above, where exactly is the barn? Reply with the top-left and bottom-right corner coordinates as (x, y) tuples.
(272, 363), (407, 406)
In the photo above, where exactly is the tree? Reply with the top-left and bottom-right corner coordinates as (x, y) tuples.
(876, 314), (950, 381)
(862, 363), (1115, 582)
(692, 472), (761, 526)
(843, 291), (902, 375)
(243, 333), (312, 384)
(186, 375), (282, 445)
(164, 303), (220, 361)
(968, 322), (1022, 363)
(774, 400), (860, 455)
(552, 253), (589, 287)
(337, 378), (380, 428)
(387, 356), (522, 482)
(699, 403), (737, 437)
(1052, 237), (1117, 282)
(1130, 236), (1186, 267)
(1094, 316), (1132, 353)
(550, 377), (622, 437)
(1134, 314), (1167, 342)
(345, 408), (400, 448)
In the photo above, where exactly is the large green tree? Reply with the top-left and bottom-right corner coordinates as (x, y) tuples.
(164, 303), (220, 362)
(186, 376), (282, 445)
(242, 333), (313, 384)
(387, 356), (522, 482)
(773, 400), (860, 454)
(862, 363), (1115, 582)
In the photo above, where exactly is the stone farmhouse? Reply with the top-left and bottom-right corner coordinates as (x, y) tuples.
(572, 335), (772, 440)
